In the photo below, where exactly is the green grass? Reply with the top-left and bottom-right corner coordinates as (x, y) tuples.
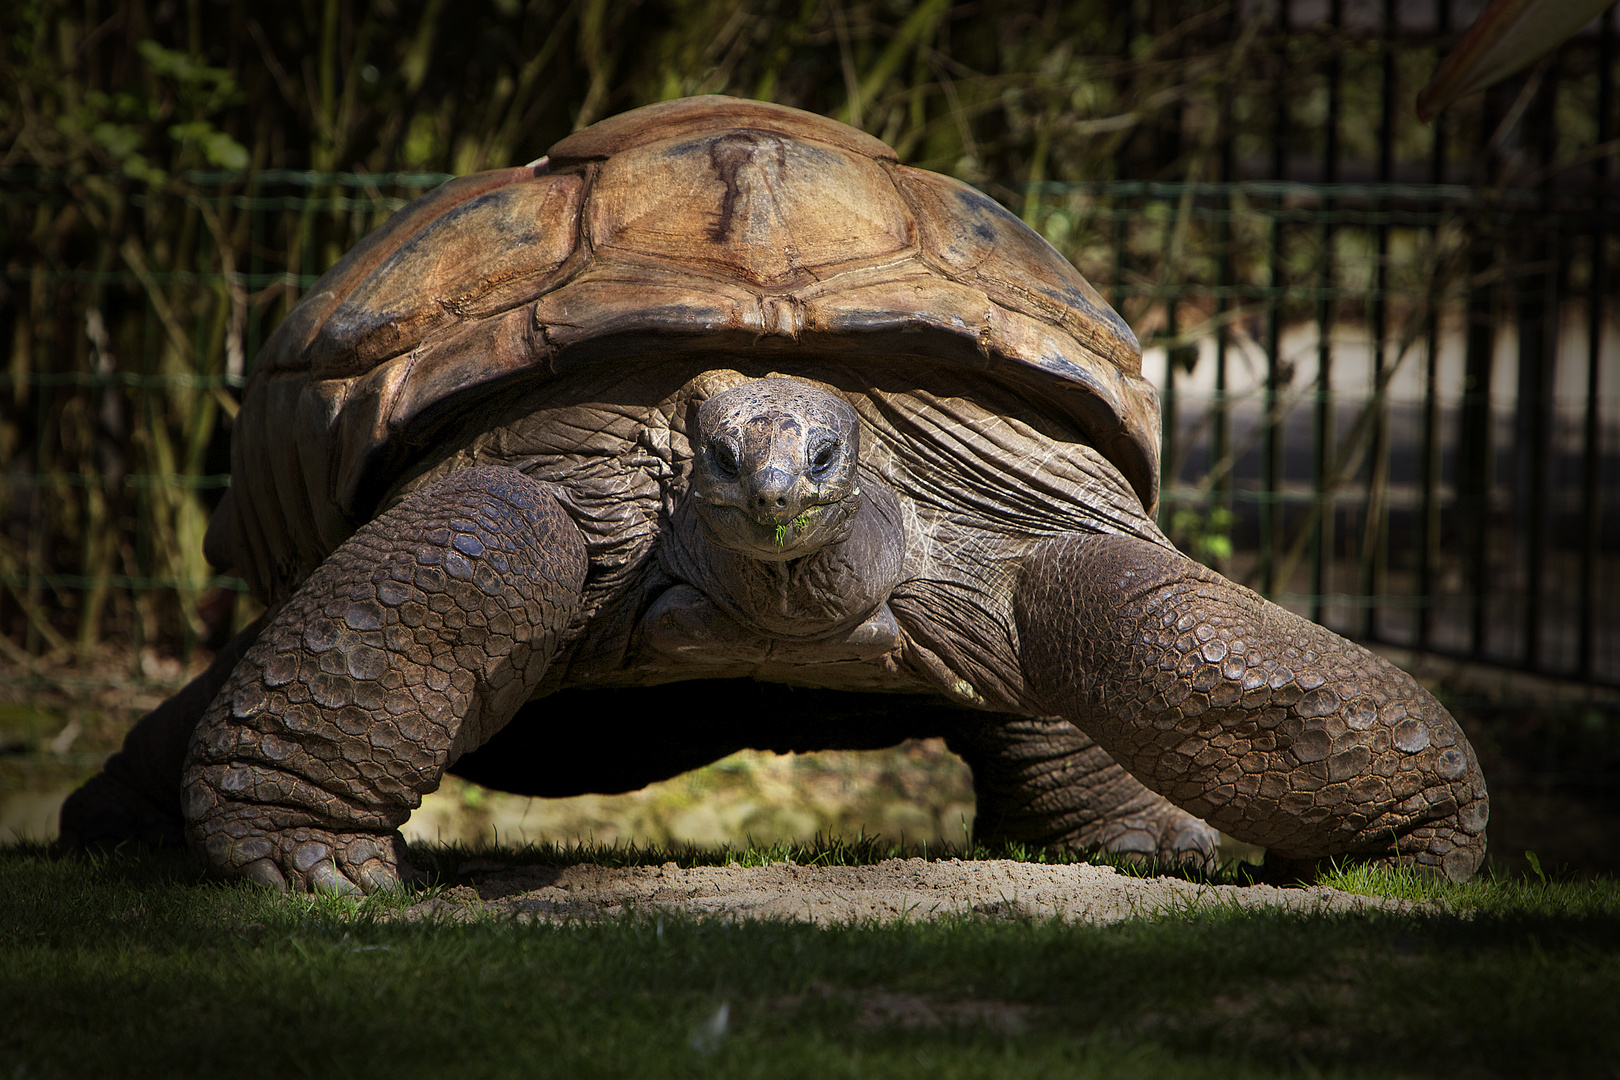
(3, 841), (1617, 1080)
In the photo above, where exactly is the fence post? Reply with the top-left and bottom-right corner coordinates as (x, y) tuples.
(1579, 7), (1615, 682)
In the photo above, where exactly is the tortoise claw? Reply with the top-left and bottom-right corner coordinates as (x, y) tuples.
(305, 859), (363, 896)
(355, 860), (402, 894)
(241, 858), (289, 892)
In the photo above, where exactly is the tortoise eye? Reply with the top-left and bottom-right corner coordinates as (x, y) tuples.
(810, 443), (837, 475)
(709, 441), (739, 479)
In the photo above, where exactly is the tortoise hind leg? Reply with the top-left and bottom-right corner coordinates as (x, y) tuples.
(1015, 532), (1489, 882)
(947, 717), (1218, 871)
(58, 616), (267, 848)
(182, 466), (587, 893)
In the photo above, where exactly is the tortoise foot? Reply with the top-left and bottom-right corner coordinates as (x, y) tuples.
(1261, 813), (1487, 885)
(190, 807), (413, 894)
(952, 716), (1221, 873)
(1094, 804), (1219, 872)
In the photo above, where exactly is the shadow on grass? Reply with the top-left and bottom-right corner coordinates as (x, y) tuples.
(4, 839), (1618, 1079)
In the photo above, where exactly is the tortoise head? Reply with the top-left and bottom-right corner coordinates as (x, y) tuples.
(691, 377), (863, 561)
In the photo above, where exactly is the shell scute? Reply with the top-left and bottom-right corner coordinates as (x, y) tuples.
(313, 173), (583, 379)
(899, 167), (1139, 375)
(529, 277), (757, 356)
(255, 166), (546, 376)
(547, 94), (897, 167)
(329, 304), (550, 518)
(584, 128), (912, 289)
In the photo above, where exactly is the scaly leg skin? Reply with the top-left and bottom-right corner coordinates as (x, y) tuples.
(182, 466), (587, 894)
(58, 616), (267, 848)
(1015, 533), (1489, 882)
(949, 717), (1219, 871)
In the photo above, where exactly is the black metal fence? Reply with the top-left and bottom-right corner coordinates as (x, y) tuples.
(1026, 1), (1620, 685)
(1, 0), (1617, 688)
(1042, 179), (1619, 683)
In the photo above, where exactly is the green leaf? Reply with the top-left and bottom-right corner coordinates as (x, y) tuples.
(201, 131), (250, 171)
(137, 39), (232, 85)
(402, 114), (439, 167)
(122, 153), (168, 186)
(168, 120), (212, 141)
(91, 122), (143, 160)
(168, 122), (250, 171)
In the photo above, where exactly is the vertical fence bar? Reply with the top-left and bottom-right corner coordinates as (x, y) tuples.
(1158, 26), (1187, 537)
(81, 226), (114, 658)
(1311, 0), (1343, 626)
(1359, 0), (1397, 642)
(1416, 0), (1451, 653)
(248, 175), (264, 370)
(25, 279), (49, 661)
(1580, 7), (1614, 681)
(1461, 262), (1494, 663)
(133, 253), (159, 666)
(1517, 59), (1559, 670)
(1212, 253), (1230, 556)
(1260, 0), (1291, 598)
(1163, 289), (1180, 519)
(1110, 191), (1127, 314)
(1260, 215), (1281, 596)
(1210, 112), (1233, 573)
(1459, 80), (1500, 660)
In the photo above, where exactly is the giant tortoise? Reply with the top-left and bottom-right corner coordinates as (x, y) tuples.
(62, 96), (1488, 891)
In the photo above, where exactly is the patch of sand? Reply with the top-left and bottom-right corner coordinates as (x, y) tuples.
(399, 857), (1412, 925)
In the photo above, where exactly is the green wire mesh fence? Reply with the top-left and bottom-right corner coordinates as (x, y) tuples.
(1, 168), (454, 675)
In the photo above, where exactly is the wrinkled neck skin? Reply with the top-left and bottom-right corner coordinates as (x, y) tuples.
(663, 467), (906, 640)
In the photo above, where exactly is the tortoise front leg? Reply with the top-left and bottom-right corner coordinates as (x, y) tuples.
(947, 717), (1219, 870)
(1014, 533), (1488, 881)
(182, 467), (587, 893)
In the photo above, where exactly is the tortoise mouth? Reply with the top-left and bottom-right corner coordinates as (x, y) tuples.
(697, 494), (860, 561)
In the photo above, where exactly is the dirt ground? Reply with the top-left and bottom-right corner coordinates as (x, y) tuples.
(400, 857), (1414, 926)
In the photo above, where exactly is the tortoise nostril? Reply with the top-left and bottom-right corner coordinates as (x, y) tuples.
(745, 466), (800, 522)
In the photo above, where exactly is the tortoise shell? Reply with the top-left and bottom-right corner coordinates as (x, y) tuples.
(216, 96), (1158, 601)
